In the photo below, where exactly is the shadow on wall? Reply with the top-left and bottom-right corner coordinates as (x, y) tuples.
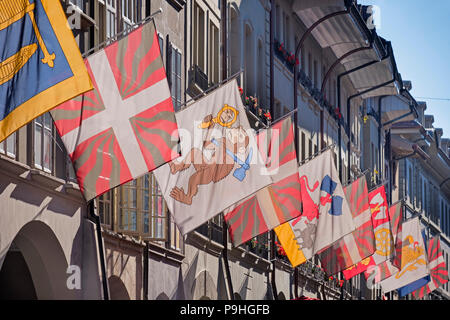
(0, 220), (75, 299)
(191, 270), (217, 300)
(108, 275), (131, 300)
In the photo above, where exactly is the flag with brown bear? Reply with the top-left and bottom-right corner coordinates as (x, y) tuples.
(153, 79), (272, 235)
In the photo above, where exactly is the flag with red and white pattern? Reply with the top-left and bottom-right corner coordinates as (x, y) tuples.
(224, 117), (301, 246)
(51, 21), (179, 201)
(317, 175), (375, 276)
(364, 200), (403, 283)
(412, 236), (449, 299)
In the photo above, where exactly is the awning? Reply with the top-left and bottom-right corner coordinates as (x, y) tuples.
(390, 120), (428, 149)
(380, 95), (416, 126)
(391, 134), (429, 161)
(391, 134), (416, 157)
(293, 0), (400, 99)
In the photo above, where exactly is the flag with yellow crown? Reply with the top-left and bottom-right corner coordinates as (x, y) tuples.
(0, 0), (92, 142)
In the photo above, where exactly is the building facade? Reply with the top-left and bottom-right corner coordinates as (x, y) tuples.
(0, 0), (448, 300)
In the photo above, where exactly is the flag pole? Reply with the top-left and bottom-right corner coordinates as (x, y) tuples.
(269, 108), (298, 128)
(269, 0), (279, 300)
(177, 69), (244, 111)
(298, 143), (336, 166)
(220, 0), (235, 301)
(87, 199), (110, 300)
(368, 179), (389, 192)
(342, 169), (370, 187)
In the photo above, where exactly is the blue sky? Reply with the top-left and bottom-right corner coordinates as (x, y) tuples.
(359, 0), (450, 137)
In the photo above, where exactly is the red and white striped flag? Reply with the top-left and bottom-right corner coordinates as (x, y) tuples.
(412, 236), (449, 299)
(224, 117), (301, 246)
(51, 21), (179, 201)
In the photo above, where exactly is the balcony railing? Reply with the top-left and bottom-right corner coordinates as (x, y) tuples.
(244, 235), (269, 260)
(194, 219), (223, 244)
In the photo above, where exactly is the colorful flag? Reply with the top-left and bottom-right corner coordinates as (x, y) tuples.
(224, 117), (301, 246)
(344, 185), (391, 280)
(317, 175), (375, 276)
(51, 21), (179, 201)
(397, 227), (430, 298)
(0, 0), (92, 142)
(364, 200), (403, 283)
(412, 235), (449, 299)
(275, 149), (356, 267)
(153, 79), (272, 235)
(379, 217), (428, 293)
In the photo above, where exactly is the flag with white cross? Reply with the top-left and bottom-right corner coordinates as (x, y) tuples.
(51, 21), (179, 201)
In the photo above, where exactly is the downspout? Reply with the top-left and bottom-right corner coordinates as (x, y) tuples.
(88, 201), (110, 300)
(269, 0), (279, 301)
(143, 241), (149, 300)
(220, 0), (234, 301)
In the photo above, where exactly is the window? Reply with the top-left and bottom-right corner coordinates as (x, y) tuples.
(169, 214), (182, 251)
(275, 5), (281, 40)
(408, 165), (413, 202)
(313, 60), (318, 88)
(193, 3), (205, 72)
(308, 53), (312, 79)
(98, 191), (112, 228)
(169, 43), (182, 111)
(0, 132), (16, 159)
(118, 174), (173, 241)
(244, 24), (254, 95)
(274, 101), (281, 120)
(333, 79), (337, 106)
(106, 0), (117, 40)
(121, 0), (137, 32)
(308, 138), (312, 158)
(119, 179), (138, 232)
(158, 33), (164, 56)
(208, 22), (219, 85)
(283, 14), (290, 51)
(34, 113), (54, 173)
(300, 46), (305, 72)
(149, 174), (166, 239)
(301, 131), (305, 161)
(257, 39), (264, 102)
